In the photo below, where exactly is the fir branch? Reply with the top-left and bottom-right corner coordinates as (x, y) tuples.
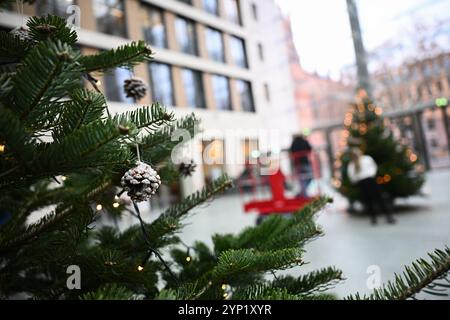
(0, 31), (31, 65)
(80, 41), (153, 73)
(272, 267), (344, 296)
(10, 40), (81, 120)
(27, 15), (78, 44)
(0, 180), (111, 254)
(113, 103), (174, 132)
(347, 247), (450, 300)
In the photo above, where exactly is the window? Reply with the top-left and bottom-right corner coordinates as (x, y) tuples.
(251, 3), (258, 20)
(223, 0), (241, 25)
(93, 0), (127, 38)
(37, 0), (75, 17)
(212, 75), (231, 110)
(142, 6), (166, 48)
(175, 16), (198, 56)
(264, 83), (270, 102)
(257, 43), (264, 61)
(230, 36), (248, 68)
(203, 0), (219, 15)
(149, 63), (174, 106)
(206, 28), (224, 63)
(236, 80), (254, 112)
(182, 69), (206, 109)
(104, 67), (134, 103)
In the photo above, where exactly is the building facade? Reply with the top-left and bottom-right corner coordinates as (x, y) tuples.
(0, 0), (298, 196)
(283, 17), (353, 178)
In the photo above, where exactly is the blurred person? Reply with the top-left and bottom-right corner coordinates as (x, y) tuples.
(347, 148), (396, 225)
(289, 134), (313, 197)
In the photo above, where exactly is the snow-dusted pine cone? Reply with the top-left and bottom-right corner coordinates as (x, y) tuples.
(121, 162), (161, 202)
(123, 77), (148, 101)
(178, 160), (197, 177)
(10, 27), (34, 45)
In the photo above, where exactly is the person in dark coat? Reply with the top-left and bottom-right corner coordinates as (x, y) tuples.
(289, 134), (313, 197)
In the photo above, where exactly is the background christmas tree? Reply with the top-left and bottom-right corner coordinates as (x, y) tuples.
(335, 92), (426, 205)
(0, 15), (448, 300)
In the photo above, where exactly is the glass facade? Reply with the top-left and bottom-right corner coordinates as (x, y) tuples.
(93, 0), (127, 38)
(212, 75), (231, 111)
(236, 80), (254, 112)
(206, 28), (225, 63)
(175, 16), (198, 56)
(223, 0), (241, 25)
(142, 6), (167, 48)
(37, 0), (75, 17)
(104, 67), (134, 103)
(230, 36), (248, 68)
(203, 0), (219, 16)
(182, 68), (206, 109)
(149, 63), (174, 106)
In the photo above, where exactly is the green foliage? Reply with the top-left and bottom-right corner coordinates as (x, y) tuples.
(80, 41), (153, 73)
(1, 14), (444, 302)
(336, 97), (425, 203)
(347, 247), (450, 300)
(27, 15), (78, 44)
(81, 284), (136, 300)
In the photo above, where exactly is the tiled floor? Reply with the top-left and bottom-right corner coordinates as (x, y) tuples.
(141, 169), (450, 299)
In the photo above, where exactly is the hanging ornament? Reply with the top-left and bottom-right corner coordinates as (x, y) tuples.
(178, 160), (197, 177)
(10, 26), (34, 45)
(121, 162), (161, 202)
(123, 77), (148, 101)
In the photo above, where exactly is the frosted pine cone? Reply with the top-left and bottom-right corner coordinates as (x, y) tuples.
(10, 27), (34, 45)
(123, 77), (148, 101)
(121, 162), (161, 202)
(179, 160), (197, 177)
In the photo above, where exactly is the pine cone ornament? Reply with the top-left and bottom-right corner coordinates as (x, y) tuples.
(123, 77), (148, 101)
(178, 160), (197, 177)
(10, 27), (34, 45)
(121, 162), (161, 202)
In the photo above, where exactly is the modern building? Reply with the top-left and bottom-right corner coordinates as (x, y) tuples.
(0, 0), (298, 197)
(283, 17), (353, 178)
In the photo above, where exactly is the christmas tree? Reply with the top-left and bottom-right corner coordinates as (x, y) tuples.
(335, 92), (425, 205)
(0, 15), (448, 300)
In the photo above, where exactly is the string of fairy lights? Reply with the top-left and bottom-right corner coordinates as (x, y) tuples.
(332, 95), (421, 189)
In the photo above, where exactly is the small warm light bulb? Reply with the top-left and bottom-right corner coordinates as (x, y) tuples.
(113, 202), (120, 208)
(114, 195), (120, 200)
(137, 265), (144, 272)
(96, 80), (102, 86)
(96, 204), (103, 211)
(223, 293), (228, 298)
(410, 154), (418, 162)
(375, 107), (383, 116)
(61, 176), (67, 181)
(0, 144), (5, 153)
(221, 284), (228, 290)
(186, 256), (192, 263)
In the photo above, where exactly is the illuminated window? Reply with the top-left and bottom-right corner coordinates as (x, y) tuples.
(203, 0), (219, 15)
(93, 0), (127, 38)
(182, 68), (206, 109)
(223, 0), (241, 25)
(230, 36), (248, 68)
(212, 75), (231, 111)
(104, 67), (134, 103)
(236, 80), (254, 112)
(206, 27), (224, 63)
(37, 0), (75, 17)
(175, 16), (198, 56)
(149, 63), (174, 106)
(142, 6), (167, 48)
